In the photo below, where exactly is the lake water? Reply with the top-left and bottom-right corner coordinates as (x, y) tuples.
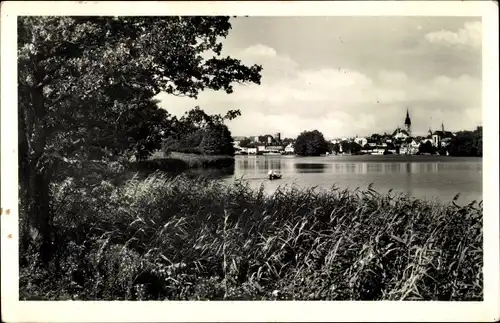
(193, 155), (483, 204)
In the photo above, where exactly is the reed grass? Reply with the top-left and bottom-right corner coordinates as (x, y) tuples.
(19, 172), (483, 301)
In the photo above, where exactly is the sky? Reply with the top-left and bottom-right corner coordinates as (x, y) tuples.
(156, 16), (482, 139)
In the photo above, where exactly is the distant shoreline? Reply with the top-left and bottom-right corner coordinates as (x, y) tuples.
(234, 154), (483, 162)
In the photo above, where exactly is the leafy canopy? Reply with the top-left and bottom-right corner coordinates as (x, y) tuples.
(447, 126), (482, 157)
(17, 16), (263, 259)
(18, 16), (262, 168)
(164, 106), (236, 155)
(294, 130), (329, 156)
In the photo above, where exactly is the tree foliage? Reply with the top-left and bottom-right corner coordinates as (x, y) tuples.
(340, 141), (362, 154)
(164, 106), (236, 155)
(370, 133), (382, 142)
(331, 143), (341, 154)
(117, 99), (175, 160)
(447, 126), (482, 157)
(238, 137), (253, 148)
(294, 130), (329, 156)
(418, 141), (436, 155)
(18, 16), (262, 262)
(281, 138), (295, 148)
(199, 123), (235, 155)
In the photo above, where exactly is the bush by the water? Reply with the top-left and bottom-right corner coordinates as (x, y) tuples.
(19, 173), (483, 301)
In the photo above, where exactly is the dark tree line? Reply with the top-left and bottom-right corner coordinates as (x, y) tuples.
(447, 126), (482, 157)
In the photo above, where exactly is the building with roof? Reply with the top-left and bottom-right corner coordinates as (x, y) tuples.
(393, 127), (410, 140)
(431, 122), (454, 147)
(354, 137), (368, 147)
(392, 108), (412, 142)
(391, 108), (415, 155)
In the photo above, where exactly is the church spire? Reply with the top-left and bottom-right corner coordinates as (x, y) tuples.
(441, 122), (444, 132)
(405, 108), (411, 126)
(404, 108), (412, 137)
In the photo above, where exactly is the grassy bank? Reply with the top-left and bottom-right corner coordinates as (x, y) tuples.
(19, 173), (482, 301)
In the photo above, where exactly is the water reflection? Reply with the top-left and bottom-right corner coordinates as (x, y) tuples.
(189, 165), (235, 179)
(294, 163), (330, 172)
(352, 162), (443, 174)
(403, 162), (413, 197)
(200, 156), (483, 204)
(236, 157), (286, 171)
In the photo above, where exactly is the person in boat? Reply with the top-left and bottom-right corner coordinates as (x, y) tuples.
(268, 169), (273, 180)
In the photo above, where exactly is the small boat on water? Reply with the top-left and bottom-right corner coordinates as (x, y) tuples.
(268, 170), (282, 180)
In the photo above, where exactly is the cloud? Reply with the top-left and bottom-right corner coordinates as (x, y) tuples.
(424, 21), (481, 50)
(378, 70), (409, 85)
(157, 43), (481, 139)
(241, 44), (278, 57)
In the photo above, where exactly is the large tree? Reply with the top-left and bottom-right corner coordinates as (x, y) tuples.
(340, 141), (362, 154)
(418, 141), (436, 155)
(118, 99), (175, 160)
(18, 16), (262, 262)
(447, 127), (482, 157)
(281, 137), (295, 148)
(294, 130), (329, 156)
(164, 106), (239, 155)
(238, 137), (252, 148)
(199, 123), (235, 155)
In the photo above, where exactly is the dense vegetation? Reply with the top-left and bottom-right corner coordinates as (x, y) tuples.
(447, 126), (483, 157)
(418, 141), (437, 155)
(161, 106), (238, 156)
(294, 130), (329, 156)
(416, 127), (482, 157)
(340, 141), (363, 154)
(20, 173), (483, 301)
(18, 16), (262, 263)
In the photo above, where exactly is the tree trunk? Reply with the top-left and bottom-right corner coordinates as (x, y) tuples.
(21, 77), (53, 264)
(26, 160), (53, 265)
(18, 106), (32, 253)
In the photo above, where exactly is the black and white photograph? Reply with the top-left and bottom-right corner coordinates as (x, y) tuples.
(1, 1), (499, 322)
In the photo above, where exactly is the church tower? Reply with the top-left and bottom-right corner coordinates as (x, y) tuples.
(404, 108), (412, 136)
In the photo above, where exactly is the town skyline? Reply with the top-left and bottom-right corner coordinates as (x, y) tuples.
(157, 16), (482, 139)
(230, 107), (478, 141)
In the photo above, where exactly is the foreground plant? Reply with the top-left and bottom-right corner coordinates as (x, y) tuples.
(20, 174), (483, 301)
